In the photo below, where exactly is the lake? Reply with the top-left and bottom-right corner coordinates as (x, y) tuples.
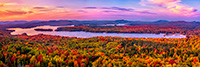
(7, 25), (186, 38)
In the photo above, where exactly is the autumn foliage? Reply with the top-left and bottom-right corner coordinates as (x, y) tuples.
(0, 34), (200, 67)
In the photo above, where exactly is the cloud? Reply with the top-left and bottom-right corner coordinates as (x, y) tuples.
(77, 10), (88, 13)
(84, 7), (97, 9)
(140, 0), (181, 6)
(56, 6), (65, 8)
(101, 7), (134, 12)
(140, 0), (198, 16)
(32, 7), (51, 11)
(0, 3), (17, 7)
(100, 7), (155, 15)
(103, 11), (117, 13)
(83, 6), (155, 15)
(84, 6), (134, 12)
(0, 4), (4, 7)
(0, 10), (30, 17)
(33, 7), (46, 9)
(136, 11), (156, 15)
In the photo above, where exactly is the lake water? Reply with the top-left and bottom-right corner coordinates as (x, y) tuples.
(7, 25), (186, 38)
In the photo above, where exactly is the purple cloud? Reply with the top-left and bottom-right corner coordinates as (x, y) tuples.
(101, 7), (110, 9)
(83, 6), (134, 12)
(56, 6), (65, 8)
(33, 7), (46, 9)
(137, 11), (156, 15)
(103, 11), (117, 13)
(84, 7), (97, 9)
(101, 7), (134, 11)
(192, 9), (198, 12)
(77, 10), (88, 13)
(32, 7), (51, 11)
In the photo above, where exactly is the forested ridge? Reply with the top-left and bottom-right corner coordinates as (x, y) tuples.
(56, 25), (200, 36)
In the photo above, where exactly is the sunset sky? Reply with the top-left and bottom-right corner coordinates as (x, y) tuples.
(0, 0), (200, 21)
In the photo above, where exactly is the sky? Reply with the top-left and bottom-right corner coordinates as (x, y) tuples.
(0, 0), (200, 21)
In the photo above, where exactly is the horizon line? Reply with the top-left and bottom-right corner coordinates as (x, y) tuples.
(0, 19), (199, 22)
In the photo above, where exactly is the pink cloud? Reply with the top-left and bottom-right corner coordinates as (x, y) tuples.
(0, 10), (30, 17)
(140, 0), (198, 16)
(142, 0), (181, 6)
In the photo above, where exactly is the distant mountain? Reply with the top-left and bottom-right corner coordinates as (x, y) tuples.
(165, 21), (200, 26)
(0, 20), (199, 29)
(114, 19), (129, 23)
(154, 20), (169, 23)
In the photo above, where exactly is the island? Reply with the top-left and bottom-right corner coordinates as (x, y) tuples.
(34, 28), (53, 31)
(55, 25), (199, 37)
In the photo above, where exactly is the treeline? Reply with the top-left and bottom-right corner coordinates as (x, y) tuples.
(0, 30), (11, 37)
